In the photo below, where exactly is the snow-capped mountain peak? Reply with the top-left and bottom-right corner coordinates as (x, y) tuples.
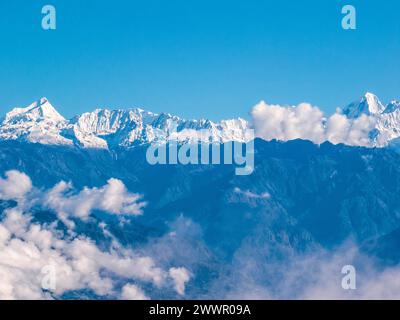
(342, 92), (386, 118)
(0, 98), (71, 146)
(3, 97), (66, 124)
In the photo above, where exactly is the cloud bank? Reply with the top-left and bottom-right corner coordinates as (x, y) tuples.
(0, 171), (190, 300)
(251, 101), (376, 146)
(2, 170), (400, 300)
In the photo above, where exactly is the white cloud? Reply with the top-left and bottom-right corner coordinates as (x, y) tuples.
(44, 179), (146, 221)
(251, 102), (326, 144)
(169, 267), (191, 296)
(120, 284), (149, 300)
(326, 112), (376, 146)
(0, 208), (167, 299)
(234, 187), (270, 199)
(251, 101), (376, 147)
(0, 171), (146, 224)
(0, 171), (190, 299)
(0, 171), (32, 200)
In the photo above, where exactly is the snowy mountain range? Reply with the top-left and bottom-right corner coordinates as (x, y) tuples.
(1, 92), (400, 149)
(0, 98), (250, 149)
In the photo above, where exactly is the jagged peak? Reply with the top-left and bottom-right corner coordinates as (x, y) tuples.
(343, 92), (385, 118)
(74, 107), (159, 120)
(364, 91), (378, 100)
(4, 97), (65, 124)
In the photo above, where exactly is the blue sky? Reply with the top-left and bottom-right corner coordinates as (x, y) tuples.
(0, 0), (399, 120)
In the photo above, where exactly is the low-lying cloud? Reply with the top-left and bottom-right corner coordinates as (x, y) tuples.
(0, 171), (147, 228)
(2, 169), (400, 300)
(44, 179), (146, 223)
(234, 187), (270, 200)
(0, 171), (190, 300)
(208, 238), (400, 300)
(0, 170), (32, 200)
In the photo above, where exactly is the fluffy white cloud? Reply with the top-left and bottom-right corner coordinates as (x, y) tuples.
(120, 284), (149, 300)
(44, 178), (146, 222)
(0, 171), (32, 200)
(0, 207), (167, 299)
(0, 171), (190, 299)
(251, 102), (326, 144)
(0, 172), (147, 229)
(251, 101), (377, 147)
(169, 267), (191, 296)
(326, 112), (376, 146)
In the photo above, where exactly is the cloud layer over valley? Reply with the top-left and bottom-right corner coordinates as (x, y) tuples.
(0, 171), (190, 300)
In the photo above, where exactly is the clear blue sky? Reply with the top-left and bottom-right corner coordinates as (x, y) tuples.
(0, 0), (399, 120)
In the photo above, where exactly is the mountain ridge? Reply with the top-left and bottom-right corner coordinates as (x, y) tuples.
(0, 98), (251, 149)
(1, 92), (400, 149)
